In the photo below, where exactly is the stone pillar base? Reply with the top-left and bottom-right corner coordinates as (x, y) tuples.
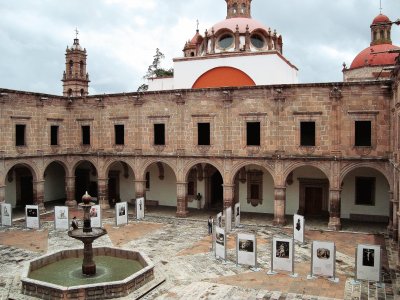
(328, 217), (342, 231)
(176, 211), (189, 218)
(65, 199), (77, 208)
(273, 217), (286, 226)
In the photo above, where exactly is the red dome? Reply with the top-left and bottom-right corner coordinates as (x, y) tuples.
(349, 44), (400, 69)
(372, 14), (390, 25)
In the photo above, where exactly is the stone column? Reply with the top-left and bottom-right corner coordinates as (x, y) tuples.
(65, 176), (77, 207)
(0, 185), (5, 204)
(273, 186), (286, 226)
(97, 178), (110, 210)
(328, 188), (342, 230)
(397, 212), (400, 269)
(392, 191), (398, 241)
(134, 180), (146, 199)
(223, 184), (234, 210)
(176, 182), (188, 218)
(33, 180), (46, 213)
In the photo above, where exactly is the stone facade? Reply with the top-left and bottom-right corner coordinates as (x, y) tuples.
(0, 79), (395, 230)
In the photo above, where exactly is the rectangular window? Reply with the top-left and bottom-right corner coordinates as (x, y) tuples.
(246, 122), (260, 146)
(114, 125), (124, 145)
(355, 177), (375, 205)
(300, 121), (315, 146)
(355, 121), (371, 146)
(15, 124), (26, 146)
(154, 124), (165, 145)
(145, 172), (150, 190)
(198, 123), (210, 145)
(50, 125), (59, 146)
(82, 125), (90, 145)
(250, 184), (260, 199)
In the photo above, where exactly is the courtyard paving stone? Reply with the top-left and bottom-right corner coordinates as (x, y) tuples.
(0, 206), (398, 299)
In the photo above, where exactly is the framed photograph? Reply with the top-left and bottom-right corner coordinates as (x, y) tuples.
(215, 226), (226, 260)
(234, 203), (240, 227)
(90, 205), (101, 228)
(115, 202), (128, 226)
(26, 205), (40, 229)
(237, 233), (256, 267)
(136, 197), (145, 220)
(293, 214), (304, 243)
(225, 206), (232, 233)
(1, 203), (12, 227)
(54, 206), (69, 230)
(356, 244), (381, 282)
(311, 241), (335, 277)
(271, 237), (293, 273)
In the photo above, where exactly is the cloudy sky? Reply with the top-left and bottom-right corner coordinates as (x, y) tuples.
(0, 0), (399, 95)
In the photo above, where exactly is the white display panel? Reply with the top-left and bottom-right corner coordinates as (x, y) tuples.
(312, 241), (335, 277)
(237, 233), (256, 267)
(136, 197), (145, 220)
(234, 203), (241, 227)
(90, 205), (101, 228)
(225, 207), (232, 233)
(26, 205), (40, 229)
(115, 202), (128, 226)
(1, 203), (12, 227)
(216, 212), (223, 228)
(272, 237), (293, 273)
(215, 226), (226, 260)
(293, 214), (304, 243)
(54, 206), (69, 231)
(356, 244), (381, 282)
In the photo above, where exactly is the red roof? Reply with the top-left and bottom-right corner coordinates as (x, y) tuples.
(372, 14), (390, 25)
(349, 44), (400, 69)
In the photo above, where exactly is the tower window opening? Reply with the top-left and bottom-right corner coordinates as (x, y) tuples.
(241, 3), (246, 13)
(69, 60), (73, 75)
(233, 3), (238, 13)
(380, 30), (384, 40)
(246, 122), (260, 146)
(154, 123), (165, 145)
(15, 124), (26, 146)
(198, 123), (210, 145)
(68, 89), (72, 97)
(355, 121), (371, 146)
(114, 124), (124, 145)
(80, 89), (84, 96)
(80, 61), (84, 76)
(81, 125), (90, 145)
(300, 121), (315, 146)
(50, 125), (59, 146)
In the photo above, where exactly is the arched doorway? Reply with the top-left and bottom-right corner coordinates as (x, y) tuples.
(44, 161), (66, 207)
(5, 164), (35, 208)
(210, 171), (223, 210)
(74, 161), (98, 202)
(232, 164), (274, 214)
(144, 162), (177, 208)
(107, 161), (135, 207)
(285, 166), (329, 218)
(341, 167), (389, 222)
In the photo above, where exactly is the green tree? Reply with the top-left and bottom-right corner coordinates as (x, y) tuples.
(137, 48), (173, 92)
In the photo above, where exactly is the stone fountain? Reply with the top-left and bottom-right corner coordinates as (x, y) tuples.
(68, 191), (107, 275)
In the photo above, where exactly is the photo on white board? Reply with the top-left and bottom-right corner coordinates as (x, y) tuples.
(239, 239), (254, 253)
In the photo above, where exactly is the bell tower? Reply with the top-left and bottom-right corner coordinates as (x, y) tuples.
(225, 0), (252, 19)
(370, 14), (393, 46)
(62, 29), (90, 97)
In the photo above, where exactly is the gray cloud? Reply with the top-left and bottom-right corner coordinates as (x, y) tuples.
(0, 0), (399, 95)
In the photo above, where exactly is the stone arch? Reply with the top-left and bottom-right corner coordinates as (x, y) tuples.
(230, 160), (275, 185)
(4, 160), (39, 185)
(103, 158), (136, 179)
(140, 158), (177, 181)
(340, 162), (392, 190)
(43, 159), (69, 178)
(71, 158), (100, 175)
(283, 161), (330, 185)
(182, 159), (224, 183)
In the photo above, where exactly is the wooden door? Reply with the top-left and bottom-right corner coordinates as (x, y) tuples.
(305, 186), (323, 216)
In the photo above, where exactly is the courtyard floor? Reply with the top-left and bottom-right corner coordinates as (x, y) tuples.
(0, 205), (399, 299)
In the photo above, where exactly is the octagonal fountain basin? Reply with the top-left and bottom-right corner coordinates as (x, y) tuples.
(21, 247), (154, 300)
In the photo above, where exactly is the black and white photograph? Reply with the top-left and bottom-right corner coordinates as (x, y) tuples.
(216, 232), (225, 246)
(115, 202), (128, 226)
(356, 244), (381, 282)
(317, 248), (331, 260)
(26, 205), (40, 229)
(89, 207), (97, 218)
(3, 206), (9, 217)
(1, 203), (12, 227)
(118, 205), (126, 216)
(293, 214), (304, 243)
(234, 203), (241, 227)
(58, 209), (67, 219)
(362, 248), (375, 267)
(54, 206), (69, 230)
(136, 197), (145, 220)
(239, 239), (254, 253)
(90, 205), (101, 227)
(276, 241), (289, 258)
